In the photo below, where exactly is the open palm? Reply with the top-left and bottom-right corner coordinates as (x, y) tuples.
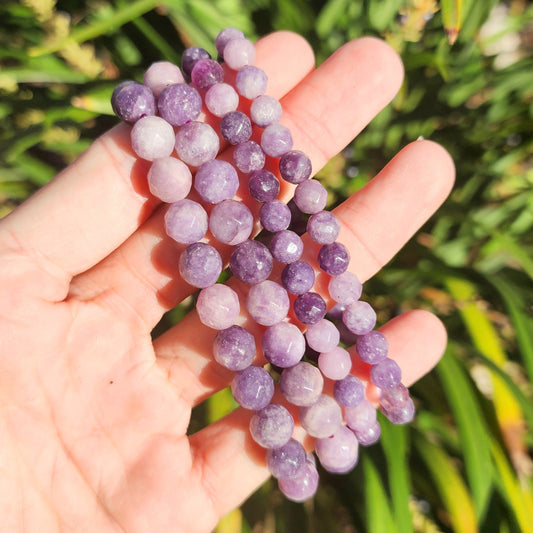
(0, 32), (454, 533)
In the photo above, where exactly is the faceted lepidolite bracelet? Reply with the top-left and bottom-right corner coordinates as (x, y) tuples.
(111, 27), (415, 502)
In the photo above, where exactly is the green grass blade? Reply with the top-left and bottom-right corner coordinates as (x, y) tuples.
(441, 0), (473, 44)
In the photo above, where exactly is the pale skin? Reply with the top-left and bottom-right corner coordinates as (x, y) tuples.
(0, 32), (455, 532)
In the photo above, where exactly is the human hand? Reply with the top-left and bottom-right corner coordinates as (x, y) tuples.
(0, 32), (454, 532)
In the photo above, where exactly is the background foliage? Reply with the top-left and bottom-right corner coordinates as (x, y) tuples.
(1, 0), (532, 532)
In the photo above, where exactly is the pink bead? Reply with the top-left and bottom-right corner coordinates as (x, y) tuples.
(223, 38), (256, 70)
(196, 284), (240, 330)
(130, 116), (175, 161)
(328, 271), (363, 306)
(318, 346), (352, 380)
(143, 61), (184, 97)
(305, 319), (340, 353)
(147, 157), (192, 203)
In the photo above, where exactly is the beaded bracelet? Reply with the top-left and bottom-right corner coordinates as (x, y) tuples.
(111, 27), (414, 502)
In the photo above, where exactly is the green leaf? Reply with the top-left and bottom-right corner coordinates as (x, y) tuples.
(441, 0), (473, 44)
(316, 0), (351, 38)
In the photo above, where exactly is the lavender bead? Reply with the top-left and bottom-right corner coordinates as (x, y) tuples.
(213, 325), (256, 371)
(281, 261), (315, 295)
(235, 65), (268, 99)
(165, 199), (207, 244)
(315, 425), (359, 474)
(191, 58), (224, 90)
(345, 399), (377, 432)
(209, 199), (253, 245)
(147, 157), (192, 203)
(249, 403), (294, 449)
(175, 121), (220, 167)
(305, 319), (340, 353)
(204, 82), (239, 117)
(318, 242), (350, 275)
(196, 284), (240, 330)
(157, 83), (202, 126)
(181, 47), (211, 78)
(342, 301), (377, 336)
(259, 200), (291, 232)
(215, 27), (245, 56)
(381, 397), (415, 425)
(231, 365), (274, 409)
(279, 361), (323, 406)
(279, 150), (312, 184)
(278, 459), (319, 502)
(328, 271), (362, 306)
(370, 357), (402, 389)
(246, 280), (290, 326)
(266, 438), (306, 479)
(143, 61), (184, 97)
(269, 230), (303, 264)
(248, 169), (280, 202)
(379, 383), (410, 412)
(262, 321), (306, 368)
(130, 116), (175, 161)
(194, 159), (239, 204)
(318, 346), (352, 380)
(250, 95), (282, 127)
(223, 38), (256, 70)
(230, 240), (273, 285)
(261, 124), (293, 157)
(233, 140), (265, 173)
(294, 179), (328, 214)
(111, 81), (155, 124)
(220, 111), (252, 145)
(293, 292), (326, 325)
(356, 330), (389, 364)
(299, 394), (342, 438)
(307, 210), (340, 245)
(353, 420), (382, 446)
(334, 375), (365, 407)
(178, 242), (222, 288)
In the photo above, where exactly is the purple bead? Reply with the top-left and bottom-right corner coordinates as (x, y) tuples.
(231, 365), (274, 409)
(345, 399), (377, 433)
(235, 65), (268, 99)
(328, 271), (362, 306)
(278, 459), (319, 502)
(130, 116), (175, 161)
(356, 330), (389, 364)
(204, 82), (239, 117)
(370, 358), (402, 389)
(262, 321), (306, 368)
(269, 230), (303, 264)
(281, 261), (315, 295)
(261, 124), (293, 157)
(178, 242), (222, 288)
(143, 61), (184, 97)
(213, 325), (256, 370)
(379, 383), (410, 413)
(381, 397), (415, 425)
(215, 27), (245, 56)
(279, 361), (323, 406)
(181, 47), (211, 78)
(353, 420), (382, 446)
(209, 199), (253, 245)
(342, 301), (377, 335)
(111, 81), (156, 124)
(196, 284), (240, 330)
(246, 280), (290, 326)
(334, 375), (365, 407)
(266, 438), (306, 479)
(223, 38), (256, 70)
(294, 179), (328, 214)
(175, 121), (220, 167)
(157, 83), (202, 126)
(279, 150), (312, 184)
(299, 394), (343, 438)
(293, 292), (326, 325)
(248, 169), (280, 202)
(233, 140), (265, 173)
(315, 425), (359, 474)
(220, 111), (252, 145)
(191, 58), (224, 90)
(250, 95), (282, 128)
(307, 211), (340, 245)
(259, 200), (291, 232)
(318, 242), (350, 275)
(249, 403), (294, 449)
(194, 159), (239, 204)
(165, 199), (207, 244)
(230, 240), (273, 285)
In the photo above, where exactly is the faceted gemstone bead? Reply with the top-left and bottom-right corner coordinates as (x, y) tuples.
(266, 438), (306, 479)
(318, 346), (352, 380)
(249, 403), (294, 449)
(342, 301), (377, 335)
(235, 65), (268, 99)
(294, 179), (328, 214)
(231, 365), (274, 409)
(315, 425), (359, 474)
(269, 230), (303, 264)
(246, 280), (290, 326)
(111, 81), (156, 124)
(147, 156), (192, 203)
(230, 240), (273, 285)
(178, 242), (222, 288)
(318, 242), (350, 275)
(261, 124), (293, 157)
(344, 399), (377, 433)
(130, 116), (175, 161)
(220, 111), (252, 145)
(175, 121), (220, 167)
(278, 458), (319, 502)
(143, 61), (184, 97)
(370, 357), (401, 389)
(356, 330), (388, 364)
(299, 394), (343, 438)
(204, 82), (239, 117)
(281, 261), (315, 295)
(259, 200), (291, 232)
(279, 361), (323, 406)
(196, 284), (240, 330)
(191, 58), (224, 90)
(181, 46), (211, 78)
(233, 140), (265, 173)
(213, 325), (256, 371)
(353, 420), (382, 446)
(194, 159), (239, 204)
(328, 271), (362, 306)
(305, 319), (340, 353)
(262, 321), (306, 368)
(223, 38), (256, 70)
(215, 27), (245, 56)
(248, 169), (280, 202)
(333, 375), (365, 407)
(307, 210), (340, 245)
(157, 83), (202, 126)
(293, 292), (326, 325)
(250, 95), (282, 128)
(381, 397), (415, 425)
(208, 199), (253, 245)
(279, 150), (312, 184)
(165, 199), (208, 244)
